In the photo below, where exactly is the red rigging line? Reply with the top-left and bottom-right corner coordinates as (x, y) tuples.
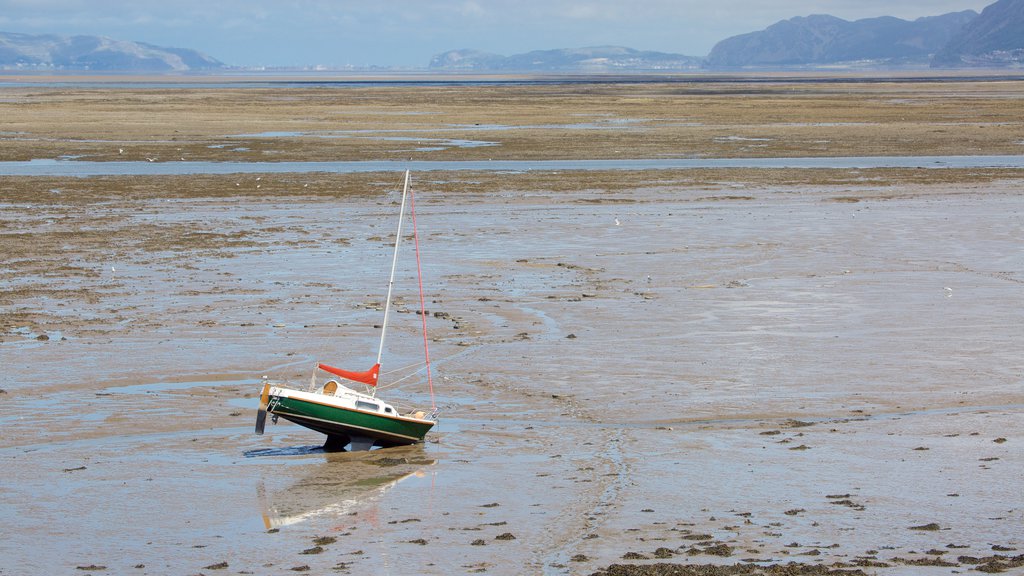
(409, 177), (437, 412)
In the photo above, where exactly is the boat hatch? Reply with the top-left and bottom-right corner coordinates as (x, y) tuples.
(356, 400), (380, 412)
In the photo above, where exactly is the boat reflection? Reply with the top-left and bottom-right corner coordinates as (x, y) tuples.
(256, 451), (435, 530)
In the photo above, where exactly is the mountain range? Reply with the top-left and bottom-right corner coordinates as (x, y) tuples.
(428, 46), (703, 72)
(0, 31), (224, 72)
(436, 0), (1022, 71)
(707, 0), (1023, 68)
(932, 0), (1024, 66)
(1, 0), (1022, 73)
(704, 11), (979, 68)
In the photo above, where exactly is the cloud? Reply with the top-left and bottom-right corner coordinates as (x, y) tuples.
(560, 4), (611, 20)
(459, 1), (485, 17)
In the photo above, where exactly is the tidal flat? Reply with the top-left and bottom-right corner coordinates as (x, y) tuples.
(1, 75), (1022, 575)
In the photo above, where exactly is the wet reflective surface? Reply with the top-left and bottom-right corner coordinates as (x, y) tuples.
(256, 456), (434, 530)
(2, 180), (1021, 575)
(3, 154), (1024, 176)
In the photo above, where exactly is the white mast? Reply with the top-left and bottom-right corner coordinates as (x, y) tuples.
(374, 170), (410, 395)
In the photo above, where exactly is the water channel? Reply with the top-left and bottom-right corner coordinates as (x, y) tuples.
(4, 155), (1024, 176)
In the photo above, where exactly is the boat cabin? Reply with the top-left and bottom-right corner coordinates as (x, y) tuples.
(318, 379), (397, 416)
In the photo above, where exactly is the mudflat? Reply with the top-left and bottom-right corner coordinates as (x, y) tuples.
(1, 76), (1022, 575)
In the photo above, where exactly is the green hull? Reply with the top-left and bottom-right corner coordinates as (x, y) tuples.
(270, 393), (433, 447)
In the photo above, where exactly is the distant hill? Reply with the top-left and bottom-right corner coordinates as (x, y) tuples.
(932, 0), (1024, 66)
(428, 49), (507, 71)
(0, 31), (224, 72)
(705, 11), (978, 68)
(429, 46), (703, 72)
(7, 1), (1023, 74)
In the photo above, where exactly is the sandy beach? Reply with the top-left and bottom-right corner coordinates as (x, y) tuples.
(1, 77), (1022, 575)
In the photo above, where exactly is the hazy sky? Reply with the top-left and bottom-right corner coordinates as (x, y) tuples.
(0, 0), (996, 67)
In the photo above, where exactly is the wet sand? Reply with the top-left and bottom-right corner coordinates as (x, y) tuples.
(3, 75), (1024, 163)
(1, 78), (1023, 575)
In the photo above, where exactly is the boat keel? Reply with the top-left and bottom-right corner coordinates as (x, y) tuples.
(323, 434), (378, 452)
(323, 434), (351, 452)
(348, 436), (376, 452)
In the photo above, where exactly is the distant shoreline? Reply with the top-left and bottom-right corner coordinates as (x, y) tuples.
(3, 69), (1024, 85)
(6, 156), (1024, 177)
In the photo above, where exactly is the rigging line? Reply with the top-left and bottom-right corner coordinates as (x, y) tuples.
(381, 359), (427, 376)
(376, 364), (430, 390)
(409, 171), (437, 412)
(373, 370), (421, 391)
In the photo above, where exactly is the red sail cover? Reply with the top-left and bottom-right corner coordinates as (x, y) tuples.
(318, 362), (380, 386)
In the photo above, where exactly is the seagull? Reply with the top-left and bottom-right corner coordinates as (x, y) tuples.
(614, 218), (621, 226)
(146, 157), (156, 162)
(118, 148), (124, 154)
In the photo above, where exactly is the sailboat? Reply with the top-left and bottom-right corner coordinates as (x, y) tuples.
(255, 170), (437, 451)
